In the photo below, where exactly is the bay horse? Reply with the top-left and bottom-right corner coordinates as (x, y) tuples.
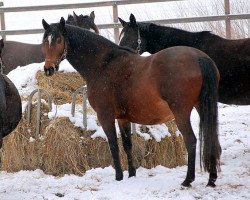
(0, 11), (99, 74)
(119, 14), (250, 105)
(0, 58), (22, 148)
(41, 17), (221, 187)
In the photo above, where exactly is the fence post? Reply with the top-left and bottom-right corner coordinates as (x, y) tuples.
(71, 86), (87, 130)
(26, 88), (52, 139)
(131, 123), (136, 134)
(224, 0), (231, 39)
(112, 2), (119, 44)
(0, 2), (6, 40)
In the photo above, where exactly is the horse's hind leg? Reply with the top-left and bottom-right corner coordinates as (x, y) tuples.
(118, 119), (136, 177)
(174, 111), (197, 187)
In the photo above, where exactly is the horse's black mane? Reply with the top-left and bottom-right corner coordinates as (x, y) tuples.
(44, 23), (137, 55)
(118, 45), (137, 54)
(138, 22), (220, 39)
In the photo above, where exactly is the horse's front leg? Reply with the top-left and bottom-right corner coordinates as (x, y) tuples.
(98, 116), (123, 181)
(118, 119), (136, 178)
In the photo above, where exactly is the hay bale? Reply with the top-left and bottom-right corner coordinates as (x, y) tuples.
(42, 117), (90, 176)
(36, 70), (85, 104)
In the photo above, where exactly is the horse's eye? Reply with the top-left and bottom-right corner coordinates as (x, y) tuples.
(57, 38), (62, 44)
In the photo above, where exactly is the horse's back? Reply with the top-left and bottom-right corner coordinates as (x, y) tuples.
(2, 41), (43, 74)
(150, 46), (217, 77)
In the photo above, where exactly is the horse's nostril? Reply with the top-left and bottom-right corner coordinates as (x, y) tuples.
(44, 67), (55, 76)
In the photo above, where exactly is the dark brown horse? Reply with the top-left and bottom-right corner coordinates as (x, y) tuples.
(0, 11), (99, 74)
(0, 56), (22, 148)
(119, 14), (250, 105)
(42, 17), (221, 187)
(67, 11), (99, 34)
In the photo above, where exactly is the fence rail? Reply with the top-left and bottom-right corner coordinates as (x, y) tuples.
(0, 0), (249, 42)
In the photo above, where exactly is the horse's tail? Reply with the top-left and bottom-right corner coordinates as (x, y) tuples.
(198, 57), (221, 172)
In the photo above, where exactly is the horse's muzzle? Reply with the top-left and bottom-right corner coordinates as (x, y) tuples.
(44, 66), (55, 76)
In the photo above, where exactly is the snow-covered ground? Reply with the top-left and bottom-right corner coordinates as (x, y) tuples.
(0, 1), (249, 199)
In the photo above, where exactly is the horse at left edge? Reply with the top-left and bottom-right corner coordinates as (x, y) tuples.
(0, 46), (22, 149)
(41, 17), (221, 187)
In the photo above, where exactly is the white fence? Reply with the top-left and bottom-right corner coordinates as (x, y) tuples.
(0, 0), (250, 43)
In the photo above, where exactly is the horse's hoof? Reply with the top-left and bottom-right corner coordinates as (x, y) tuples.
(206, 181), (216, 187)
(181, 180), (192, 188)
(115, 172), (123, 181)
(128, 167), (136, 178)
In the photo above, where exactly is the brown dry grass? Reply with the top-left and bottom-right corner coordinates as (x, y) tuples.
(36, 70), (85, 105)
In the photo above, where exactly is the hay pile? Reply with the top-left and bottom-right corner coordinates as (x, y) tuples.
(36, 70), (85, 104)
(1, 71), (186, 176)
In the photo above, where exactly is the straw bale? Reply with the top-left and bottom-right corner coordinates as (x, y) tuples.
(42, 117), (90, 176)
(36, 70), (85, 104)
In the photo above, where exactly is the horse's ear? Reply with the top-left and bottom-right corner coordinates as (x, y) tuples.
(67, 14), (72, 21)
(129, 13), (137, 26)
(0, 39), (4, 48)
(118, 17), (127, 27)
(42, 19), (50, 30)
(90, 11), (95, 20)
(73, 11), (79, 22)
(59, 17), (66, 32)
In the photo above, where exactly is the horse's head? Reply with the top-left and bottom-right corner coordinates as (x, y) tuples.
(67, 11), (99, 34)
(119, 14), (147, 54)
(42, 17), (67, 76)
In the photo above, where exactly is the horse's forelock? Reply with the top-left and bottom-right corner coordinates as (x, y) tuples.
(80, 15), (89, 19)
(43, 24), (61, 45)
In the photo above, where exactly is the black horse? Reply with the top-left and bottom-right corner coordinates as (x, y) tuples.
(0, 72), (22, 149)
(119, 14), (250, 105)
(41, 17), (221, 187)
(0, 11), (99, 74)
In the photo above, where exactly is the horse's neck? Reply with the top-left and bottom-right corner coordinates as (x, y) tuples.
(66, 31), (119, 83)
(146, 26), (203, 52)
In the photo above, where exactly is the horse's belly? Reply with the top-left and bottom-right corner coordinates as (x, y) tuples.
(127, 100), (174, 125)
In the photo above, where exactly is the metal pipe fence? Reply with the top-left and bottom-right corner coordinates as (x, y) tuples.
(0, 0), (249, 42)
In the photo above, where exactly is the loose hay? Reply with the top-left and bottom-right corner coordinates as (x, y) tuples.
(36, 70), (85, 104)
